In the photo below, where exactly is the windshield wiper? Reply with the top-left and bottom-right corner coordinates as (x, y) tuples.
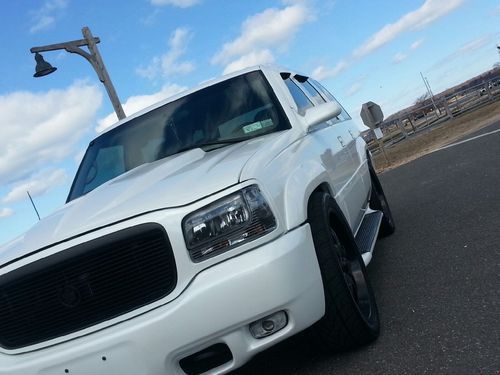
(175, 136), (253, 154)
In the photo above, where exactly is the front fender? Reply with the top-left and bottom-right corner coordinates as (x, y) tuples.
(282, 160), (332, 230)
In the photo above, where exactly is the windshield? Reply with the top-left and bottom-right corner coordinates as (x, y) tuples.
(67, 71), (291, 201)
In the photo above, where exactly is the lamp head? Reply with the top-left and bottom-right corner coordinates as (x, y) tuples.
(33, 52), (57, 77)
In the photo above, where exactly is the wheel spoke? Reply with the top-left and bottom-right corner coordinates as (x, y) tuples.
(330, 226), (373, 320)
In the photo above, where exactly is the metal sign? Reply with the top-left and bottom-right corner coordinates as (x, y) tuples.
(360, 101), (384, 129)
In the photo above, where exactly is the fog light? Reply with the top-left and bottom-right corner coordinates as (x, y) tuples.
(249, 311), (288, 339)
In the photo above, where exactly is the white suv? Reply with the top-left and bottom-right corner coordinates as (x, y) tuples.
(0, 65), (394, 375)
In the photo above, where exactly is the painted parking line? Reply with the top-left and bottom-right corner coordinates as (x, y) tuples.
(435, 128), (500, 153)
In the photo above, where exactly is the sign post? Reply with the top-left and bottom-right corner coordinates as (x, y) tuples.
(360, 102), (389, 163)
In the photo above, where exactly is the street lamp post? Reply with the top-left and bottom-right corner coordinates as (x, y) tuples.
(30, 26), (126, 121)
(419, 72), (440, 116)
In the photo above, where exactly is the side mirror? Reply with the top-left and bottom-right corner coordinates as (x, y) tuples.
(304, 102), (342, 131)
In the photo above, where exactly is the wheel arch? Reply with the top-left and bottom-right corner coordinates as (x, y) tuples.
(306, 189), (358, 252)
(282, 161), (356, 249)
(282, 160), (333, 230)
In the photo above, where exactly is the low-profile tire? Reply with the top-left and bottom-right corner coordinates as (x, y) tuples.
(367, 157), (395, 237)
(308, 191), (380, 352)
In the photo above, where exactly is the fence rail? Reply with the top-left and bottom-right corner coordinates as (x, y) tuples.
(365, 76), (500, 153)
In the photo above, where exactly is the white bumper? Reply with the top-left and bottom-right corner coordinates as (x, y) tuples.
(0, 224), (324, 375)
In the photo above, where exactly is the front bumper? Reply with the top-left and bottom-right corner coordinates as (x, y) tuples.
(0, 224), (324, 375)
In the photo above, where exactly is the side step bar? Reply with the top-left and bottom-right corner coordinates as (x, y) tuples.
(354, 210), (383, 266)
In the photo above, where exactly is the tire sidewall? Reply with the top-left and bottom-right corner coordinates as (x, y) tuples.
(308, 192), (380, 348)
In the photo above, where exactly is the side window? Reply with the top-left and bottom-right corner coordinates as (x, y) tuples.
(310, 79), (352, 122)
(310, 79), (335, 101)
(282, 76), (313, 114)
(294, 76), (327, 106)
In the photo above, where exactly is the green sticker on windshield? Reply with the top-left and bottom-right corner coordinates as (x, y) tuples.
(261, 118), (273, 128)
(243, 121), (263, 134)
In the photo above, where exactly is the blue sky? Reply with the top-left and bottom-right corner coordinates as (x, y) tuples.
(0, 0), (499, 245)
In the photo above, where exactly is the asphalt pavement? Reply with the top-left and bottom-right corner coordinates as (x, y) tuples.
(233, 120), (500, 374)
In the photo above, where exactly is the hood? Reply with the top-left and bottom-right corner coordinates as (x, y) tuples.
(0, 133), (289, 266)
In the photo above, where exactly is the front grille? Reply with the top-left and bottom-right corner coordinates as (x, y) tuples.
(0, 223), (176, 349)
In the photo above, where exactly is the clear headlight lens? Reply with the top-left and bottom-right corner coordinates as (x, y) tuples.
(183, 185), (277, 262)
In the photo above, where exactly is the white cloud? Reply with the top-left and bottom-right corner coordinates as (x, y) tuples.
(346, 82), (363, 97)
(74, 149), (86, 166)
(96, 83), (187, 133)
(353, 0), (464, 59)
(455, 36), (491, 55)
(429, 34), (495, 70)
(223, 50), (275, 75)
(29, 0), (67, 33)
(137, 27), (195, 80)
(212, 2), (314, 72)
(393, 52), (408, 64)
(0, 82), (102, 185)
(31, 16), (55, 33)
(311, 61), (349, 80)
(150, 0), (200, 7)
(312, 1), (461, 81)
(0, 208), (14, 219)
(2, 169), (67, 204)
(393, 39), (423, 65)
(141, 9), (162, 26)
(410, 38), (424, 50)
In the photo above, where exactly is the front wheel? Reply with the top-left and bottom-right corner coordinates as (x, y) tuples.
(308, 192), (380, 351)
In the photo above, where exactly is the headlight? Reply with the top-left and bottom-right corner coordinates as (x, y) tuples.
(183, 185), (277, 262)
